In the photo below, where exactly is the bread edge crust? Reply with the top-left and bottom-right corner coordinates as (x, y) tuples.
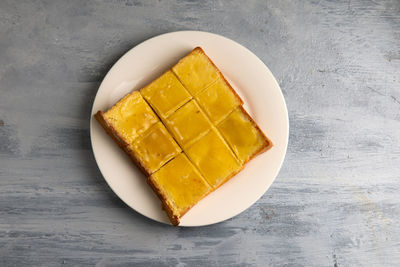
(237, 105), (273, 165)
(94, 110), (152, 177)
(193, 47), (244, 105)
(147, 173), (214, 227)
(190, 47), (272, 163)
(146, 176), (181, 226)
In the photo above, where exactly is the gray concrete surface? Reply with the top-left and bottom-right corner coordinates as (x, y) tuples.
(1, 0), (399, 266)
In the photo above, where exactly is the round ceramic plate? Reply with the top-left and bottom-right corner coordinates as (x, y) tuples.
(90, 31), (288, 226)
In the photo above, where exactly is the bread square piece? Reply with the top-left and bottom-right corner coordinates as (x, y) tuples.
(217, 107), (272, 164)
(130, 122), (181, 174)
(172, 47), (220, 95)
(163, 100), (212, 148)
(185, 129), (243, 189)
(100, 91), (159, 144)
(196, 77), (243, 124)
(148, 153), (212, 226)
(140, 70), (192, 118)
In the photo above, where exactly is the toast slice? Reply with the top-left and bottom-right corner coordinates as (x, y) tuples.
(148, 153), (212, 226)
(163, 99), (212, 148)
(94, 91), (160, 176)
(217, 106), (273, 164)
(196, 76), (242, 124)
(184, 128), (243, 189)
(140, 70), (192, 119)
(129, 122), (181, 174)
(95, 91), (181, 175)
(98, 91), (159, 143)
(172, 47), (220, 96)
(172, 47), (244, 103)
(95, 47), (273, 226)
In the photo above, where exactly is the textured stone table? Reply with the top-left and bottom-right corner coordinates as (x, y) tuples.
(1, 1), (399, 266)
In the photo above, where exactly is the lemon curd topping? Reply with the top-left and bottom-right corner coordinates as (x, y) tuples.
(96, 47), (272, 225)
(149, 153), (212, 216)
(172, 48), (219, 96)
(164, 100), (212, 148)
(104, 91), (159, 143)
(131, 122), (181, 174)
(140, 70), (192, 118)
(218, 108), (269, 163)
(184, 129), (242, 189)
(196, 77), (242, 124)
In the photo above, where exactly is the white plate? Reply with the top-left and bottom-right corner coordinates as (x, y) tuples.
(90, 31), (288, 226)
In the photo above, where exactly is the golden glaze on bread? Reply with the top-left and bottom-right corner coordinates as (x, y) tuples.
(129, 122), (181, 174)
(148, 153), (212, 226)
(95, 47), (272, 226)
(184, 128), (242, 189)
(140, 70), (192, 118)
(217, 106), (273, 164)
(172, 47), (220, 95)
(163, 100), (212, 148)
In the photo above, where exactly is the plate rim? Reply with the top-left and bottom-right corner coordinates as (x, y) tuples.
(90, 30), (289, 227)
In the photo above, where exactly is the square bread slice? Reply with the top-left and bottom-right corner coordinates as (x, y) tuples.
(148, 153), (212, 226)
(96, 91), (159, 144)
(163, 99), (212, 148)
(196, 76), (243, 124)
(95, 91), (162, 175)
(172, 47), (221, 95)
(184, 128), (243, 189)
(217, 107), (273, 164)
(140, 70), (192, 118)
(130, 122), (181, 174)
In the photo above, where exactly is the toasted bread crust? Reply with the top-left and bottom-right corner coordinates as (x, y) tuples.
(175, 47), (244, 104)
(237, 106), (273, 165)
(146, 176), (181, 226)
(148, 175), (215, 226)
(94, 111), (152, 177)
(190, 47), (271, 162)
(96, 110), (190, 226)
(191, 47), (244, 105)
